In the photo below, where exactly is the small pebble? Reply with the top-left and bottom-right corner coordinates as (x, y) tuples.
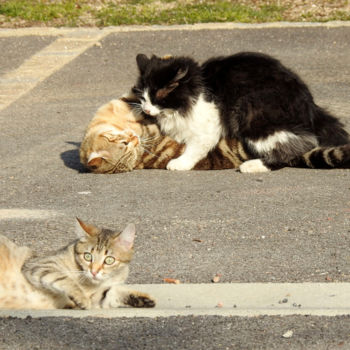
(282, 330), (293, 338)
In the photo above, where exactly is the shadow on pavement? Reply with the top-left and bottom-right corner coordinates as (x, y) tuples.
(61, 141), (87, 173)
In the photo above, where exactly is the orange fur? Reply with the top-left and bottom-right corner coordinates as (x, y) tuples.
(80, 98), (246, 173)
(80, 99), (148, 173)
(0, 235), (55, 309)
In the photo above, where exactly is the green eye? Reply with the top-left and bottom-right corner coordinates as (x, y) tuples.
(84, 252), (92, 262)
(104, 256), (115, 265)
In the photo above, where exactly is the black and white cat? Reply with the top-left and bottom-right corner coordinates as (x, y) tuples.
(131, 52), (349, 172)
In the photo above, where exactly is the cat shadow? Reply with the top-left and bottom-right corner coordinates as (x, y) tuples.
(60, 141), (87, 173)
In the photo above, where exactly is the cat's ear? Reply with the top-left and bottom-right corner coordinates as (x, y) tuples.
(136, 54), (149, 74)
(87, 151), (105, 167)
(114, 223), (135, 251)
(76, 218), (100, 237)
(172, 66), (189, 83)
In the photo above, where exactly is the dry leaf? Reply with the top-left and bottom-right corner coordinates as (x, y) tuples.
(163, 278), (180, 284)
(212, 273), (222, 283)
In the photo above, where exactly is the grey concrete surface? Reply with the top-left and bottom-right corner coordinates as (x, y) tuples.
(0, 23), (350, 349)
(1, 283), (350, 319)
(0, 35), (57, 76)
(0, 315), (350, 350)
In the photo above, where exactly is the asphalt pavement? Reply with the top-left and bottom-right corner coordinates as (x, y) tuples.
(0, 22), (350, 349)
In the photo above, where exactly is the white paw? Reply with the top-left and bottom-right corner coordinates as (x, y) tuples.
(167, 157), (195, 171)
(239, 159), (270, 173)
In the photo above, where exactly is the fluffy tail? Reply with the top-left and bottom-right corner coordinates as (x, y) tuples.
(313, 106), (350, 146)
(0, 235), (53, 309)
(295, 144), (350, 169)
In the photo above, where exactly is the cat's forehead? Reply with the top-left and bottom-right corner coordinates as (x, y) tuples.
(146, 57), (178, 83)
(94, 229), (119, 250)
(80, 229), (117, 248)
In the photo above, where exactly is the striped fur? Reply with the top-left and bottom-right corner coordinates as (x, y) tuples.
(298, 144), (350, 169)
(0, 220), (155, 310)
(80, 98), (350, 173)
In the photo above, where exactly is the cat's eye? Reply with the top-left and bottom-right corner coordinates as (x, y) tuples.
(84, 252), (93, 262)
(104, 256), (115, 265)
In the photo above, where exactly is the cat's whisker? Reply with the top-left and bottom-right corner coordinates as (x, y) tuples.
(141, 135), (159, 142)
(140, 146), (160, 159)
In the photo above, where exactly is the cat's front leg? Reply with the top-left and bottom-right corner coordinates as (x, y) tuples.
(167, 140), (213, 171)
(167, 154), (197, 171)
(23, 264), (91, 310)
(93, 286), (155, 309)
(123, 290), (156, 308)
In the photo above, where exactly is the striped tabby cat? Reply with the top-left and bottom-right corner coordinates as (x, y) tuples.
(0, 219), (155, 310)
(80, 98), (350, 174)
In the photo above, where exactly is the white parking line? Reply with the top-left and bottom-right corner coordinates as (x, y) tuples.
(1, 22), (349, 112)
(1, 283), (349, 318)
(0, 30), (107, 112)
(0, 209), (60, 220)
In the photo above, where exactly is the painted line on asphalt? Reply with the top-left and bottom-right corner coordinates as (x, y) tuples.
(1, 283), (350, 318)
(0, 209), (60, 220)
(0, 30), (108, 112)
(1, 22), (349, 112)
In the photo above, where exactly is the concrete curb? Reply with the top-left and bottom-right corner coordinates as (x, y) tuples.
(0, 21), (350, 37)
(1, 283), (350, 318)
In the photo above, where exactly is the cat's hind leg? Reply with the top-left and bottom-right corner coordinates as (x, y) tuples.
(240, 132), (318, 173)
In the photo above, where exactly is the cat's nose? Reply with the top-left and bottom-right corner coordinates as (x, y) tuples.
(131, 136), (139, 146)
(143, 108), (151, 115)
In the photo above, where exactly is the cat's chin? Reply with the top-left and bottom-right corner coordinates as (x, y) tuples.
(86, 272), (105, 284)
(89, 277), (104, 285)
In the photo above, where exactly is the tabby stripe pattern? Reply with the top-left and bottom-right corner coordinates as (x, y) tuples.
(300, 144), (350, 168)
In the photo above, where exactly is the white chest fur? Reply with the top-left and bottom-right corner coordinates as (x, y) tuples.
(158, 94), (222, 145)
(157, 94), (223, 170)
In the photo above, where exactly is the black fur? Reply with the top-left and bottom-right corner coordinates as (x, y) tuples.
(133, 52), (350, 170)
(202, 52), (348, 143)
(133, 54), (203, 115)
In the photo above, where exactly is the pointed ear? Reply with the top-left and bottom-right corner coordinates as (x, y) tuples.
(87, 154), (102, 167)
(172, 66), (188, 83)
(87, 151), (104, 167)
(76, 217), (100, 237)
(136, 54), (149, 74)
(114, 223), (135, 251)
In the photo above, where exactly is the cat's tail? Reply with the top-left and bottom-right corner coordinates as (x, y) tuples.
(313, 106), (350, 147)
(294, 144), (350, 169)
(0, 235), (53, 309)
(0, 234), (32, 283)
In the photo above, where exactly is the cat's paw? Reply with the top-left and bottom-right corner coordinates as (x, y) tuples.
(239, 159), (270, 173)
(68, 293), (91, 310)
(167, 157), (194, 171)
(125, 292), (156, 308)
